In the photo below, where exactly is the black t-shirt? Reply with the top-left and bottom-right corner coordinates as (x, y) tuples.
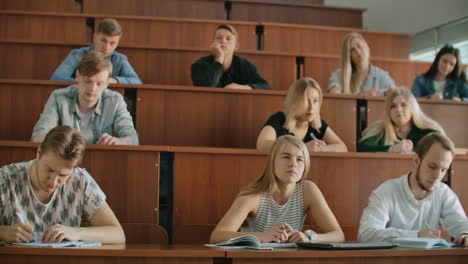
(191, 55), (271, 90)
(264, 112), (328, 143)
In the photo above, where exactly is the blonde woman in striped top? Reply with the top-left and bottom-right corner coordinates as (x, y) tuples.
(209, 135), (344, 243)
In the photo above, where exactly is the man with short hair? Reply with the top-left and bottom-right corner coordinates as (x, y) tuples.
(191, 24), (271, 90)
(33, 51), (139, 145)
(0, 126), (125, 244)
(358, 133), (468, 246)
(51, 18), (142, 84)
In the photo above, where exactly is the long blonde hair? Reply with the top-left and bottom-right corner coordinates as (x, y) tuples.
(283, 77), (322, 131)
(341, 32), (370, 94)
(239, 135), (311, 197)
(360, 87), (445, 145)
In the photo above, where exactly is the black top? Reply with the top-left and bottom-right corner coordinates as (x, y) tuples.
(264, 112), (328, 142)
(191, 55), (271, 90)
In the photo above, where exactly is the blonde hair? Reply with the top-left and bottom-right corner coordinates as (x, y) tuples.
(283, 77), (322, 131)
(341, 32), (370, 94)
(360, 87), (445, 145)
(239, 135), (310, 197)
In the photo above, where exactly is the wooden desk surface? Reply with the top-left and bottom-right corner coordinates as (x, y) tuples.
(226, 247), (468, 263)
(0, 244), (224, 264)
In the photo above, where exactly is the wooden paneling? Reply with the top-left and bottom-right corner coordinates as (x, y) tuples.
(172, 149), (415, 243)
(136, 87), (284, 148)
(0, 142), (162, 224)
(96, 17), (258, 51)
(230, 0), (364, 28)
(0, 11), (254, 50)
(83, 0), (225, 20)
(0, 41), (296, 90)
(304, 55), (430, 91)
(263, 23), (411, 59)
(451, 156), (468, 214)
(0, 79), (124, 141)
(0, 11), (90, 43)
(0, 0), (81, 12)
(0, 41), (82, 80)
(122, 223), (168, 244)
(366, 97), (468, 148)
(135, 86), (357, 150)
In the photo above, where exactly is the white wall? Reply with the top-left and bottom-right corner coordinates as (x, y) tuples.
(325, 0), (468, 34)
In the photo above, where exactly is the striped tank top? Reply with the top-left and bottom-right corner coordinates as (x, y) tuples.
(240, 181), (306, 232)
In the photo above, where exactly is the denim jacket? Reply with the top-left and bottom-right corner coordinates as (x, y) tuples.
(412, 75), (468, 100)
(50, 45), (142, 84)
(32, 85), (139, 145)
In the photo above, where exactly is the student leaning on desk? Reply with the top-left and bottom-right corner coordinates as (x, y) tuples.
(210, 135), (345, 244)
(0, 126), (125, 244)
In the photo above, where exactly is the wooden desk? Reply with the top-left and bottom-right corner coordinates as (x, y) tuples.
(366, 96), (468, 148)
(229, 0), (365, 28)
(226, 247), (468, 264)
(134, 85), (358, 150)
(0, 79), (124, 141)
(171, 148), (415, 243)
(304, 54), (430, 91)
(0, 141), (166, 224)
(0, 244), (224, 264)
(262, 22), (410, 59)
(0, 40), (297, 91)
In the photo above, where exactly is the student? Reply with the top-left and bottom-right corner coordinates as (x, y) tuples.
(358, 133), (468, 246)
(191, 24), (271, 90)
(257, 77), (348, 152)
(51, 18), (142, 84)
(32, 51), (139, 145)
(328, 32), (396, 96)
(358, 87), (444, 153)
(210, 135), (344, 243)
(412, 44), (468, 100)
(0, 126), (125, 244)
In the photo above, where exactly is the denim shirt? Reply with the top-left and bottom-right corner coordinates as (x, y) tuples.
(50, 45), (142, 84)
(328, 64), (396, 95)
(411, 75), (468, 100)
(32, 85), (139, 145)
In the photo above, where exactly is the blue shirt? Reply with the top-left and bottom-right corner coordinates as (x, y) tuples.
(32, 85), (139, 145)
(411, 75), (468, 100)
(50, 45), (142, 84)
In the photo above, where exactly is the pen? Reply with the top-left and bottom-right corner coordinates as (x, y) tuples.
(15, 211), (37, 242)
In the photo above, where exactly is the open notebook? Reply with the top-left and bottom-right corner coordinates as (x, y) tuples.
(297, 241), (399, 250)
(206, 235), (297, 250)
(13, 241), (102, 248)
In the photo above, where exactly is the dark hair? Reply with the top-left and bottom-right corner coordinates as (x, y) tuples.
(415, 132), (455, 160)
(97, 18), (122, 36)
(40, 126), (86, 166)
(78, 51), (112, 77)
(423, 44), (467, 82)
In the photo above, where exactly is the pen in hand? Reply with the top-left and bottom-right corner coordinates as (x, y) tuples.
(15, 211), (37, 242)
